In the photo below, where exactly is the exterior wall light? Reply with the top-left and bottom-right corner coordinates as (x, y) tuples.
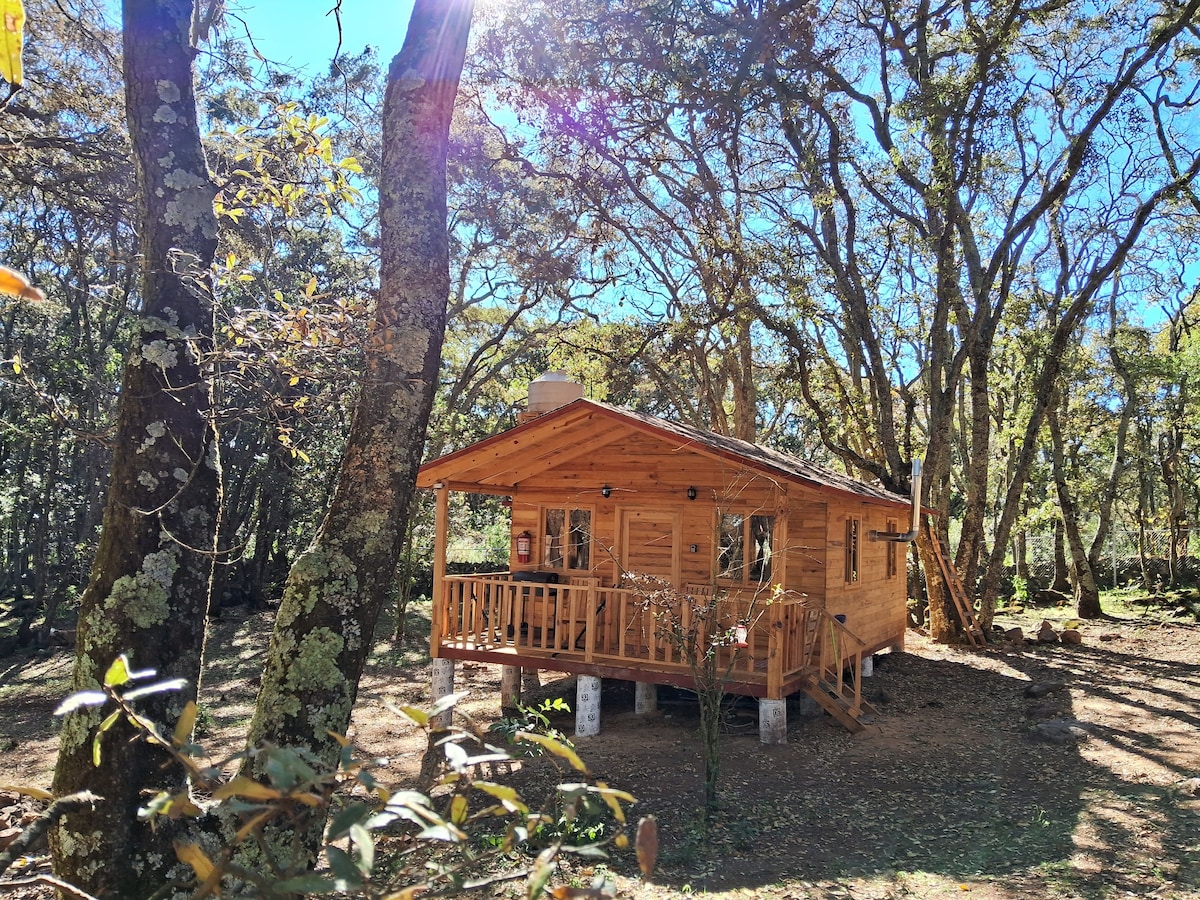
(601, 485), (612, 498)
(687, 486), (697, 500)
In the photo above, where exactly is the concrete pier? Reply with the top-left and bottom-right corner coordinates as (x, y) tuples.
(431, 658), (455, 728)
(758, 698), (787, 744)
(634, 681), (658, 715)
(575, 675), (602, 737)
(500, 665), (521, 710)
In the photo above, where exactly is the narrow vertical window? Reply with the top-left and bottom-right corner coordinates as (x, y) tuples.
(845, 518), (859, 583)
(544, 508), (565, 568)
(718, 513), (745, 580)
(749, 515), (773, 582)
(568, 508), (591, 569)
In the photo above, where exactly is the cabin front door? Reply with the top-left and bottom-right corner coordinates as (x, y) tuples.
(618, 508), (682, 586)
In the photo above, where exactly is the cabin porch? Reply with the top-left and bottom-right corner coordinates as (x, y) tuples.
(430, 572), (878, 734)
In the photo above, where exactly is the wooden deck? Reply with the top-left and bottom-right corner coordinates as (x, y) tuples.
(431, 574), (874, 725)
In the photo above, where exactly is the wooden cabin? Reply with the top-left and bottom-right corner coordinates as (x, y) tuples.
(417, 381), (916, 740)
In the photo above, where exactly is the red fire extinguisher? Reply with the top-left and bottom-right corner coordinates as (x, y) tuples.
(516, 531), (532, 564)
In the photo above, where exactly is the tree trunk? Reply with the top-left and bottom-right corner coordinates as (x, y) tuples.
(1087, 303), (1136, 578)
(1047, 402), (1102, 618)
(956, 347), (991, 617)
(1051, 518), (1071, 594)
(922, 431), (962, 642)
(247, 444), (294, 607)
(50, 0), (221, 894)
(1014, 529), (1029, 583)
(239, 0), (475, 867)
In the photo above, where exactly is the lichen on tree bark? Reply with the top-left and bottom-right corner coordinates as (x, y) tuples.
(50, 0), (222, 895)
(237, 0), (476, 868)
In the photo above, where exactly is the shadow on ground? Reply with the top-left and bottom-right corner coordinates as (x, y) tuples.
(512, 635), (1200, 898)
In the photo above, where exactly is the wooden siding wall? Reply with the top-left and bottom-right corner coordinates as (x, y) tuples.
(824, 502), (908, 654)
(785, 499), (827, 601)
(507, 433), (827, 598)
(501, 429), (906, 653)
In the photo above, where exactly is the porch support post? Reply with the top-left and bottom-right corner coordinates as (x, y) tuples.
(430, 482), (449, 656)
(860, 655), (874, 678)
(575, 675), (601, 737)
(431, 657), (455, 728)
(500, 665), (521, 710)
(758, 698), (787, 744)
(634, 681), (657, 715)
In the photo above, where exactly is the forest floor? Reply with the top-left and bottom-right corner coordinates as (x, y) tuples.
(2, 592), (1199, 899)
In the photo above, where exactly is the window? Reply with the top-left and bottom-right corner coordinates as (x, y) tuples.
(886, 518), (898, 578)
(845, 517), (860, 583)
(718, 513), (774, 584)
(543, 507), (592, 571)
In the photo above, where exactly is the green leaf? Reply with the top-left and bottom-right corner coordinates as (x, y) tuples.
(430, 691), (466, 717)
(54, 691), (108, 715)
(350, 823), (374, 875)
(325, 846), (363, 888)
(121, 678), (187, 701)
(91, 730), (104, 767)
(473, 782), (520, 803)
(0, 0), (28, 86)
(104, 655), (155, 687)
(263, 747), (318, 788)
(516, 732), (589, 772)
(326, 801), (372, 841)
(104, 655), (132, 687)
(386, 702), (428, 727)
(527, 847), (556, 898)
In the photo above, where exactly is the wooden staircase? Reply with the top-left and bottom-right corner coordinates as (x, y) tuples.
(801, 674), (876, 733)
(925, 520), (987, 646)
(798, 610), (877, 732)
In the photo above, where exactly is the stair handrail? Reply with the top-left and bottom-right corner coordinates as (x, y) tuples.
(802, 605), (867, 717)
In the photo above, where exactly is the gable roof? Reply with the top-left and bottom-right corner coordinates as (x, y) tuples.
(417, 398), (911, 509)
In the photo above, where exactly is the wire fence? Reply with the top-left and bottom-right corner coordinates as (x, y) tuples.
(1011, 526), (1199, 590)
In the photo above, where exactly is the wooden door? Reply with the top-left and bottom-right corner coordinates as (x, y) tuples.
(618, 508), (681, 586)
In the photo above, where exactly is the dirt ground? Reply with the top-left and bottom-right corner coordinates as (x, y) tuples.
(2, 600), (1199, 899)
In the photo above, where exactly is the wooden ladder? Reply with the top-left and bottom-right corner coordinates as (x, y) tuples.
(925, 521), (986, 646)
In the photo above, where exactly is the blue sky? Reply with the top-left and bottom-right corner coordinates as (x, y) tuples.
(227, 0), (417, 72)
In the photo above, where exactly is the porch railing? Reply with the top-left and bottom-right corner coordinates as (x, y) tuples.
(432, 574), (867, 711)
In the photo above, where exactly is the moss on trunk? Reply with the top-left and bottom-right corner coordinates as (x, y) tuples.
(49, 0), (221, 895)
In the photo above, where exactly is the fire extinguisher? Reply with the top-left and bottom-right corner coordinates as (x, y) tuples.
(516, 531), (532, 564)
